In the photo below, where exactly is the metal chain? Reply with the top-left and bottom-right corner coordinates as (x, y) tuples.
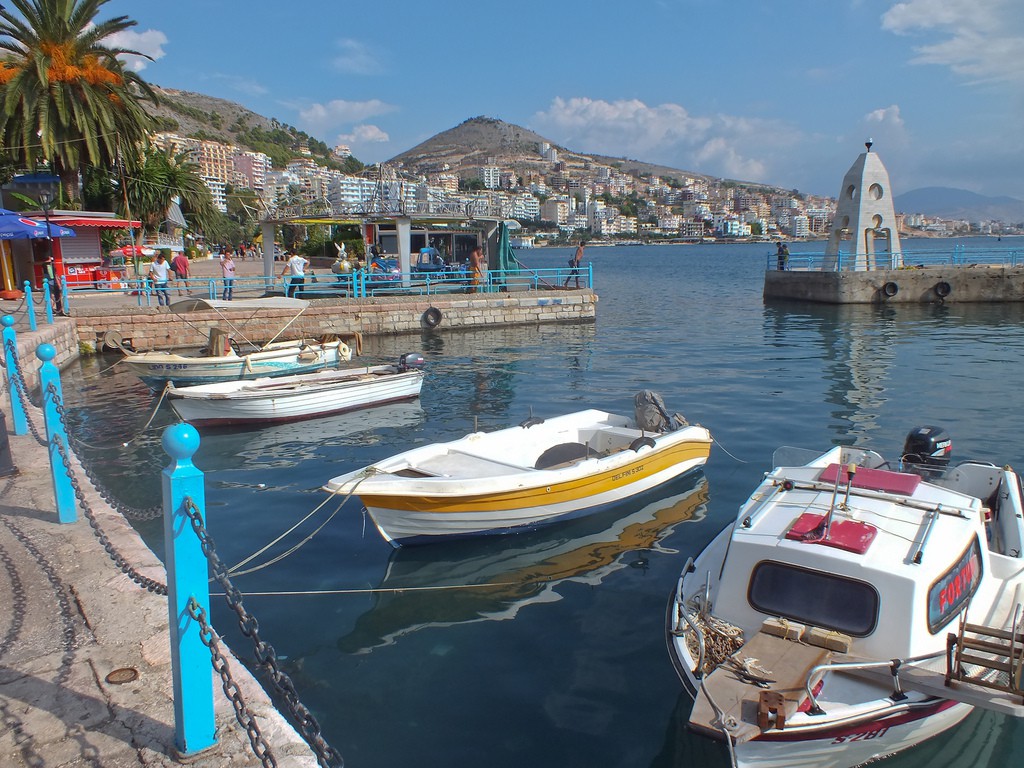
(182, 498), (343, 768)
(49, 384), (163, 521)
(186, 596), (278, 768)
(51, 433), (167, 596)
(3, 338), (47, 446)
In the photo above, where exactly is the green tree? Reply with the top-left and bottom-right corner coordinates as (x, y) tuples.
(121, 146), (216, 242)
(0, 0), (158, 204)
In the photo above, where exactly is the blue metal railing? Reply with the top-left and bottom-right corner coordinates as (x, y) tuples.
(57, 263), (595, 308)
(767, 246), (1021, 272)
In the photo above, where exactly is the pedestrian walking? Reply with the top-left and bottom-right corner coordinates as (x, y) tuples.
(220, 250), (236, 300)
(170, 251), (190, 295)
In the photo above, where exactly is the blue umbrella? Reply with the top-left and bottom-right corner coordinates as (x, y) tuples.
(0, 208), (76, 239)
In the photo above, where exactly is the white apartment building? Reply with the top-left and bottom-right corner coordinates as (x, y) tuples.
(203, 176), (227, 213)
(790, 214), (810, 238)
(479, 166), (500, 189)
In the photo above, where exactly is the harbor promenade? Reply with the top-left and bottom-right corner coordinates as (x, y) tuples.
(0, 380), (320, 766)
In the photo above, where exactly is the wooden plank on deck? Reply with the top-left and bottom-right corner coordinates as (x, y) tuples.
(689, 632), (830, 744)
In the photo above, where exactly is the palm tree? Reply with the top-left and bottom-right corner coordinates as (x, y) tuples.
(121, 145), (216, 242)
(0, 0), (157, 204)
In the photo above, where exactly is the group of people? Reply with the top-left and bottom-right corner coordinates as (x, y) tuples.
(146, 250), (193, 306)
(776, 241), (790, 271)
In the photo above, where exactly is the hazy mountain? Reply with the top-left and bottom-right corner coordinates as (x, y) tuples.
(896, 187), (1024, 223)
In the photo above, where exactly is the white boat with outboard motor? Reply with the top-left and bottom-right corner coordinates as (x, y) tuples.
(116, 297), (354, 386)
(666, 425), (1024, 768)
(323, 391), (713, 546)
(167, 353), (425, 426)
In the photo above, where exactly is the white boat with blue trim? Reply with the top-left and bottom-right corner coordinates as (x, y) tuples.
(167, 353), (425, 426)
(323, 391), (712, 546)
(118, 297), (354, 386)
(667, 426), (1024, 768)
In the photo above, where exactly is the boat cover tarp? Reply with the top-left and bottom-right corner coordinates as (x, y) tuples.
(169, 297), (309, 313)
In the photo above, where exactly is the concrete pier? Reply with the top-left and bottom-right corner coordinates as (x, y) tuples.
(764, 265), (1024, 304)
(0, 389), (319, 765)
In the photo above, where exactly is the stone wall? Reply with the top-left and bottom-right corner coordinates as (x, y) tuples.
(764, 266), (1024, 304)
(0, 318), (79, 397)
(73, 291), (598, 352)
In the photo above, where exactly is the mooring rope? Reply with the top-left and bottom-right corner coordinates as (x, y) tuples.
(211, 580), (522, 598)
(226, 471), (375, 577)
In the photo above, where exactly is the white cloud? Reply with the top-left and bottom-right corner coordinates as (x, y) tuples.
(881, 0), (1024, 83)
(532, 96), (788, 182)
(107, 29), (167, 72)
(863, 105), (904, 129)
(299, 99), (396, 134)
(337, 125), (390, 144)
(331, 38), (381, 76)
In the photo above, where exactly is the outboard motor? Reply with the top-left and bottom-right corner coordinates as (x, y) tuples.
(398, 352), (425, 372)
(634, 390), (688, 433)
(901, 425), (952, 477)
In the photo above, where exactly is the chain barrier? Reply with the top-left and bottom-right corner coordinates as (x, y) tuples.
(49, 384), (163, 521)
(3, 338), (47, 446)
(186, 597), (278, 768)
(50, 431), (167, 595)
(182, 497), (343, 768)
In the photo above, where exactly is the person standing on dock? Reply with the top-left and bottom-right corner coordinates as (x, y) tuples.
(469, 245), (485, 293)
(283, 251), (309, 297)
(776, 242), (789, 271)
(565, 241), (584, 288)
(171, 251), (190, 295)
(220, 250), (236, 300)
(147, 252), (172, 306)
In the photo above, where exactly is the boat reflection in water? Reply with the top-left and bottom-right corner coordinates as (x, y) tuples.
(337, 472), (709, 655)
(194, 401), (427, 472)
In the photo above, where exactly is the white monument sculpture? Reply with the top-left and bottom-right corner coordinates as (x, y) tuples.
(823, 140), (902, 271)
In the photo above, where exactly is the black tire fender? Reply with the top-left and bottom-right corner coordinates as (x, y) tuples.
(935, 281), (951, 298)
(423, 307), (443, 327)
(882, 281), (899, 297)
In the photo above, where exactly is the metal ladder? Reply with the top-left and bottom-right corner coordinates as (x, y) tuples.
(946, 603), (1024, 702)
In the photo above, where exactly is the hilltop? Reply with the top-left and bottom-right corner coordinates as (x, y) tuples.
(143, 85), (362, 172)
(387, 116), (718, 188)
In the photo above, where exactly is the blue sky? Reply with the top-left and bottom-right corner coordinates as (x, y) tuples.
(100, 0), (1023, 200)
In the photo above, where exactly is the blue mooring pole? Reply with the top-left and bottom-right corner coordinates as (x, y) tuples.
(37, 343), (76, 523)
(23, 281), (37, 331)
(161, 423), (216, 757)
(2, 316), (27, 435)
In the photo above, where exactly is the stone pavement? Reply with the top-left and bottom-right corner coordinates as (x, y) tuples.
(0, 397), (321, 767)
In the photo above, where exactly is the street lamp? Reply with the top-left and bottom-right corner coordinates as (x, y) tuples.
(38, 191), (60, 313)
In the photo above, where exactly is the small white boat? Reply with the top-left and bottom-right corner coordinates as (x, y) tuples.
(667, 426), (1024, 768)
(167, 354), (425, 426)
(118, 297), (355, 386)
(323, 391), (712, 546)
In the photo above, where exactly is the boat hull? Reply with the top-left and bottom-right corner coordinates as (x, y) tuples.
(731, 699), (972, 768)
(124, 339), (351, 386)
(325, 410), (712, 545)
(168, 366), (424, 426)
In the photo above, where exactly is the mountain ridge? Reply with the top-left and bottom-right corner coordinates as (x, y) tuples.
(895, 187), (1024, 223)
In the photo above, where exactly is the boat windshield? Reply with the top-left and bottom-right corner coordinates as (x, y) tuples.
(748, 561), (879, 636)
(772, 446), (823, 469)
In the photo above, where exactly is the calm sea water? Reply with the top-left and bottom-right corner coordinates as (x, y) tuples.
(62, 237), (1024, 767)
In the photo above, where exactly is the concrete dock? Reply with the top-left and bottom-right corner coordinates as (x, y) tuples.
(0, 372), (320, 766)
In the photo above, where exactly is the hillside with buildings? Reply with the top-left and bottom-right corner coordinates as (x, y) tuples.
(141, 95), (1022, 241)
